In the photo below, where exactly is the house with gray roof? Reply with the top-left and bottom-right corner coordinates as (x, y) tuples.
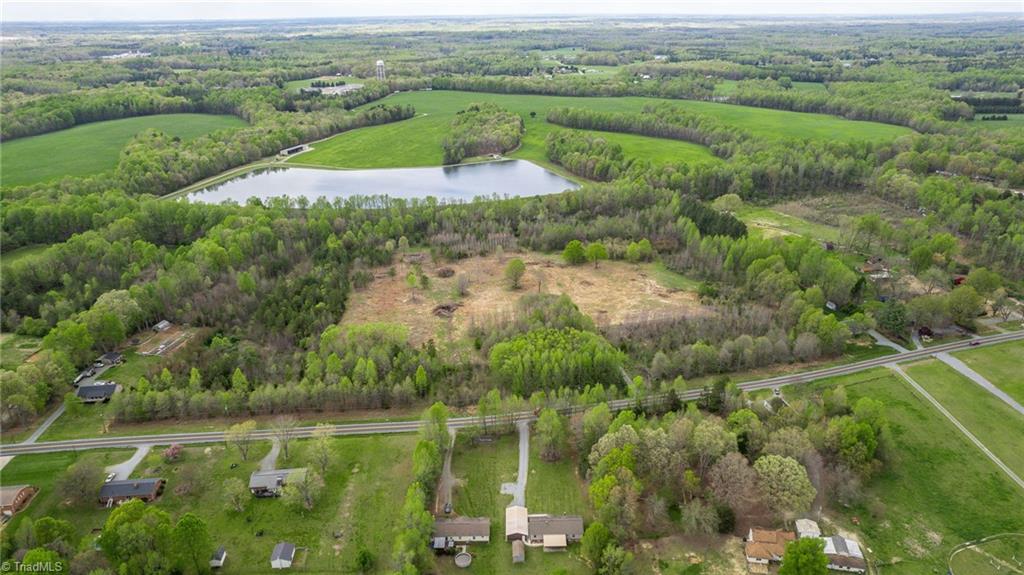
(99, 478), (164, 506)
(249, 468), (307, 497)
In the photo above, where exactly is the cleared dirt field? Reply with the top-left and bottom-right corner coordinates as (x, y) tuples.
(134, 324), (194, 356)
(341, 252), (704, 346)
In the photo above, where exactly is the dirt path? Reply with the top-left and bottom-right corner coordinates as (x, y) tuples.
(259, 438), (281, 471)
(435, 430), (457, 513)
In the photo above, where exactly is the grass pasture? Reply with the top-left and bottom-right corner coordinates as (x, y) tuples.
(787, 368), (1024, 575)
(949, 534), (1024, 575)
(0, 113), (248, 187)
(1, 244), (49, 271)
(967, 114), (1024, 131)
(292, 90), (909, 171)
(952, 340), (1024, 405)
(904, 358), (1024, 479)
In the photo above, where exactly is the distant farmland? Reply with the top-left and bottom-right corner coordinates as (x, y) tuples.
(1, 113), (248, 187)
(292, 90), (911, 171)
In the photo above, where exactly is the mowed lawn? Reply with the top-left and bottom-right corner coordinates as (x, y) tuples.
(952, 340), (1024, 405)
(793, 368), (1024, 575)
(445, 433), (589, 575)
(292, 90), (909, 170)
(904, 359), (1024, 479)
(1, 113), (248, 187)
(0, 332), (42, 370)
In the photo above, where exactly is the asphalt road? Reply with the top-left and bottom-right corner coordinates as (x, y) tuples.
(2, 330), (1021, 457)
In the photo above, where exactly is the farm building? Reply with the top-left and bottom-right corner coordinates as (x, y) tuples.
(270, 542), (295, 569)
(744, 528), (794, 568)
(431, 517), (491, 548)
(153, 320), (172, 332)
(278, 145), (308, 157)
(527, 515), (584, 549)
(99, 478), (165, 506)
(505, 506), (529, 541)
(0, 485), (37, 517)
(209, 546), (227, 569)
(249, 468), (307, 497)
(511, 539), (525, 563)
(76, 382), (118, 403)
(822, 535), (867, 573)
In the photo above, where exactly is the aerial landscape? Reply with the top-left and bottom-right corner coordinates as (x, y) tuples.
(0, 1), (1022, 574)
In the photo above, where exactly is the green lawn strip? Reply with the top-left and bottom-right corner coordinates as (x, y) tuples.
(99, 350), (162, 386)
(966, 114), (1024, 131)
(0, 450), (136, 544)
(904, 359), (1024, 480)
(0, 113), (248, 187)
(790, 368), (1024, 575)
(293, 90), (908, 171)
(445, 433), (588, 575)
(648, 261), (701, 292)
(952, 340), (1024, 406)
(0, 332), (42, 370)
(524, 434), (588, 518)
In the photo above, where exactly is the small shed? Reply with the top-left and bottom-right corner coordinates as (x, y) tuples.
(99, 351), (124, 365)
(511, 539), (525, 563)
(153, 320), (172, 332)
(542, 534), (568, 551)
(209, 546), (227, 569)
(270, 542), (295, 569)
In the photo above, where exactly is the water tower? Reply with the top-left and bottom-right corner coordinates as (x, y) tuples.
(376, 60), (386, 82)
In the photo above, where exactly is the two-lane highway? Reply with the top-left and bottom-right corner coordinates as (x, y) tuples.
(1, 331), (1020, 457)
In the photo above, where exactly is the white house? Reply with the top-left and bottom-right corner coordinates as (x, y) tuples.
(796, 518), (821, 539)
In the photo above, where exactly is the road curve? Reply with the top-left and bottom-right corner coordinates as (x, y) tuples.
(2, 331), (1020, 457)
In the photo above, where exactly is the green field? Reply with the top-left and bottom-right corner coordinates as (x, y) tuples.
(967, 114), (1024, 131)
(788, 368), (1024, 575)
(952, 340), (1024, 405)
(736, 204), (842, 243)
(0, 113), (248, 187)
(904, 359), (1024, 480)
(445, 434), (588, 575)
(0, 332), (42, 370)
(524, 435), (588, 518)
(283, 75), (365, 92)
(1, 244), (49, 271)
(715, 79), (828, 96)
(292, 90), (910, 171)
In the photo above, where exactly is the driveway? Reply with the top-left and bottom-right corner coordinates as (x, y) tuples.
(105, 444), (153, 480)
(499, 420), (530, 507)
(259, 438), (281, 471)
(435, 430), (456, 513)
(935, 352), (1024, 417)
(868, 329), (910, 353)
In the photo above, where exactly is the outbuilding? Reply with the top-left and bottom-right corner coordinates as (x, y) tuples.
(822, 535), (867, 573)
(270, 542), (295, 569)
(209, 546), (227, 569)
(153, 320), (172, 332)
(511, 539), (525, 563)
(99, 478), (164, 506)
(795, 518), (821, 539)
(99, 351), (124, 365)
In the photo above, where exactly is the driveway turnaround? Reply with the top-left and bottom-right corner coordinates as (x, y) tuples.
(105, 444), (153, 481)
(500, 420), (530, 507)
(935, 352), (1024, 417)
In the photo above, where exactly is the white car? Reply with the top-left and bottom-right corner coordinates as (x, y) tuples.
(105, 473), (117, 483)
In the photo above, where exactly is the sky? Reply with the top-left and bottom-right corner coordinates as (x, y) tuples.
(2, 0), (1020, 22)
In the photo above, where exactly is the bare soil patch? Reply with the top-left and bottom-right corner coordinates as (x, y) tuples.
(135, 324), (194, 356)
(342, 252), (705, 346)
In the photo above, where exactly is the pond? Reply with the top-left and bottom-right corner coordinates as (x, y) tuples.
(187, 160), (579, 203)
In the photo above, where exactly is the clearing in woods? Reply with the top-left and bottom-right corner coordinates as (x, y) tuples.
(340, 252), (704, 346)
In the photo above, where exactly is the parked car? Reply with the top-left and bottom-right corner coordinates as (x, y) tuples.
(74, 373), (88, 385)
(443, 502), (453, 514)
(93, 361), (104, 368)
(105, 473), (117, 483)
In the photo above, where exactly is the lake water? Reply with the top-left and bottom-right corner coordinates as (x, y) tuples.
(187, 160), (579, 203)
